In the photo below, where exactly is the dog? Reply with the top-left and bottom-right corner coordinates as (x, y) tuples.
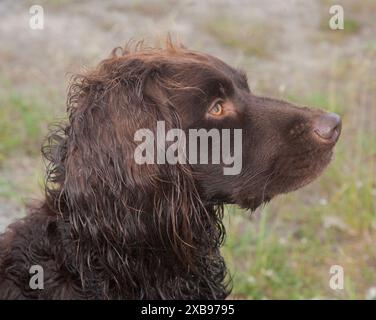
(0, 41), (341, 299)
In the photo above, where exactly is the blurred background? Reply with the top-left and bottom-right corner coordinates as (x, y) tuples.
(0, 0), (375, 299)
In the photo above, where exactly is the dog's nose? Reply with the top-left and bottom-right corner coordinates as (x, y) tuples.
(313, 112), (341, 143)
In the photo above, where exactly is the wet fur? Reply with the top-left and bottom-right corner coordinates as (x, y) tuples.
(0, 42), (336, 299)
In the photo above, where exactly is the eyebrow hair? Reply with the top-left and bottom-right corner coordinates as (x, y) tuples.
(217, 76), (235, 98)
(234, 69), (250, 91)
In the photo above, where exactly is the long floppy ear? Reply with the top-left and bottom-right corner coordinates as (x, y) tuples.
(43, 50), (225, 294)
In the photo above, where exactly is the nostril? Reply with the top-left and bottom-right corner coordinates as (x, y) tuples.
(313, 112), (341, 142)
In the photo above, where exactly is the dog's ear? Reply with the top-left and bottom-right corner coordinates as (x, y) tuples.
(43, 54), (221, 290)
(61, 57), (164, 234)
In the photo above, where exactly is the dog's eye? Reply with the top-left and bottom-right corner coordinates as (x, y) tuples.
(209, 102), (224, 116)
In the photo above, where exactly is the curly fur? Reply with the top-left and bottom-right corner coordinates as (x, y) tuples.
(0, 40), (340, 299)
(0, 42), (229, 299)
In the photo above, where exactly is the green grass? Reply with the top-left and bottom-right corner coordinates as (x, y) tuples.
(223, 207), (325, 299)
(0, 91), (50, 165)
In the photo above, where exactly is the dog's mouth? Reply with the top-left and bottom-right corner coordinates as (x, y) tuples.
(202, 111), (341, 212)
(277, 148), (335, 192)
(235, 145), (337, 212)
(271, 112), (341, 197)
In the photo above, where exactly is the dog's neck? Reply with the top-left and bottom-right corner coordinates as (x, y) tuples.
(49, 198), (229, 299)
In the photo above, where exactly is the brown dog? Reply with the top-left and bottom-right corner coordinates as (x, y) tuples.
(0, 42), (341, 299)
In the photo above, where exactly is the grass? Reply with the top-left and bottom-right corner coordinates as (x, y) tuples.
(223, 207), (315, 299)
(203, 17), (271, 58)
(0, 85), (51, 205)
(0, 89), (51, 165)
(223, 174), (375, 299)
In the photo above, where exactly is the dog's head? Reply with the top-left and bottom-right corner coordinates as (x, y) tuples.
(58, 44), (341, 213)
(118, 45), (341, 210)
